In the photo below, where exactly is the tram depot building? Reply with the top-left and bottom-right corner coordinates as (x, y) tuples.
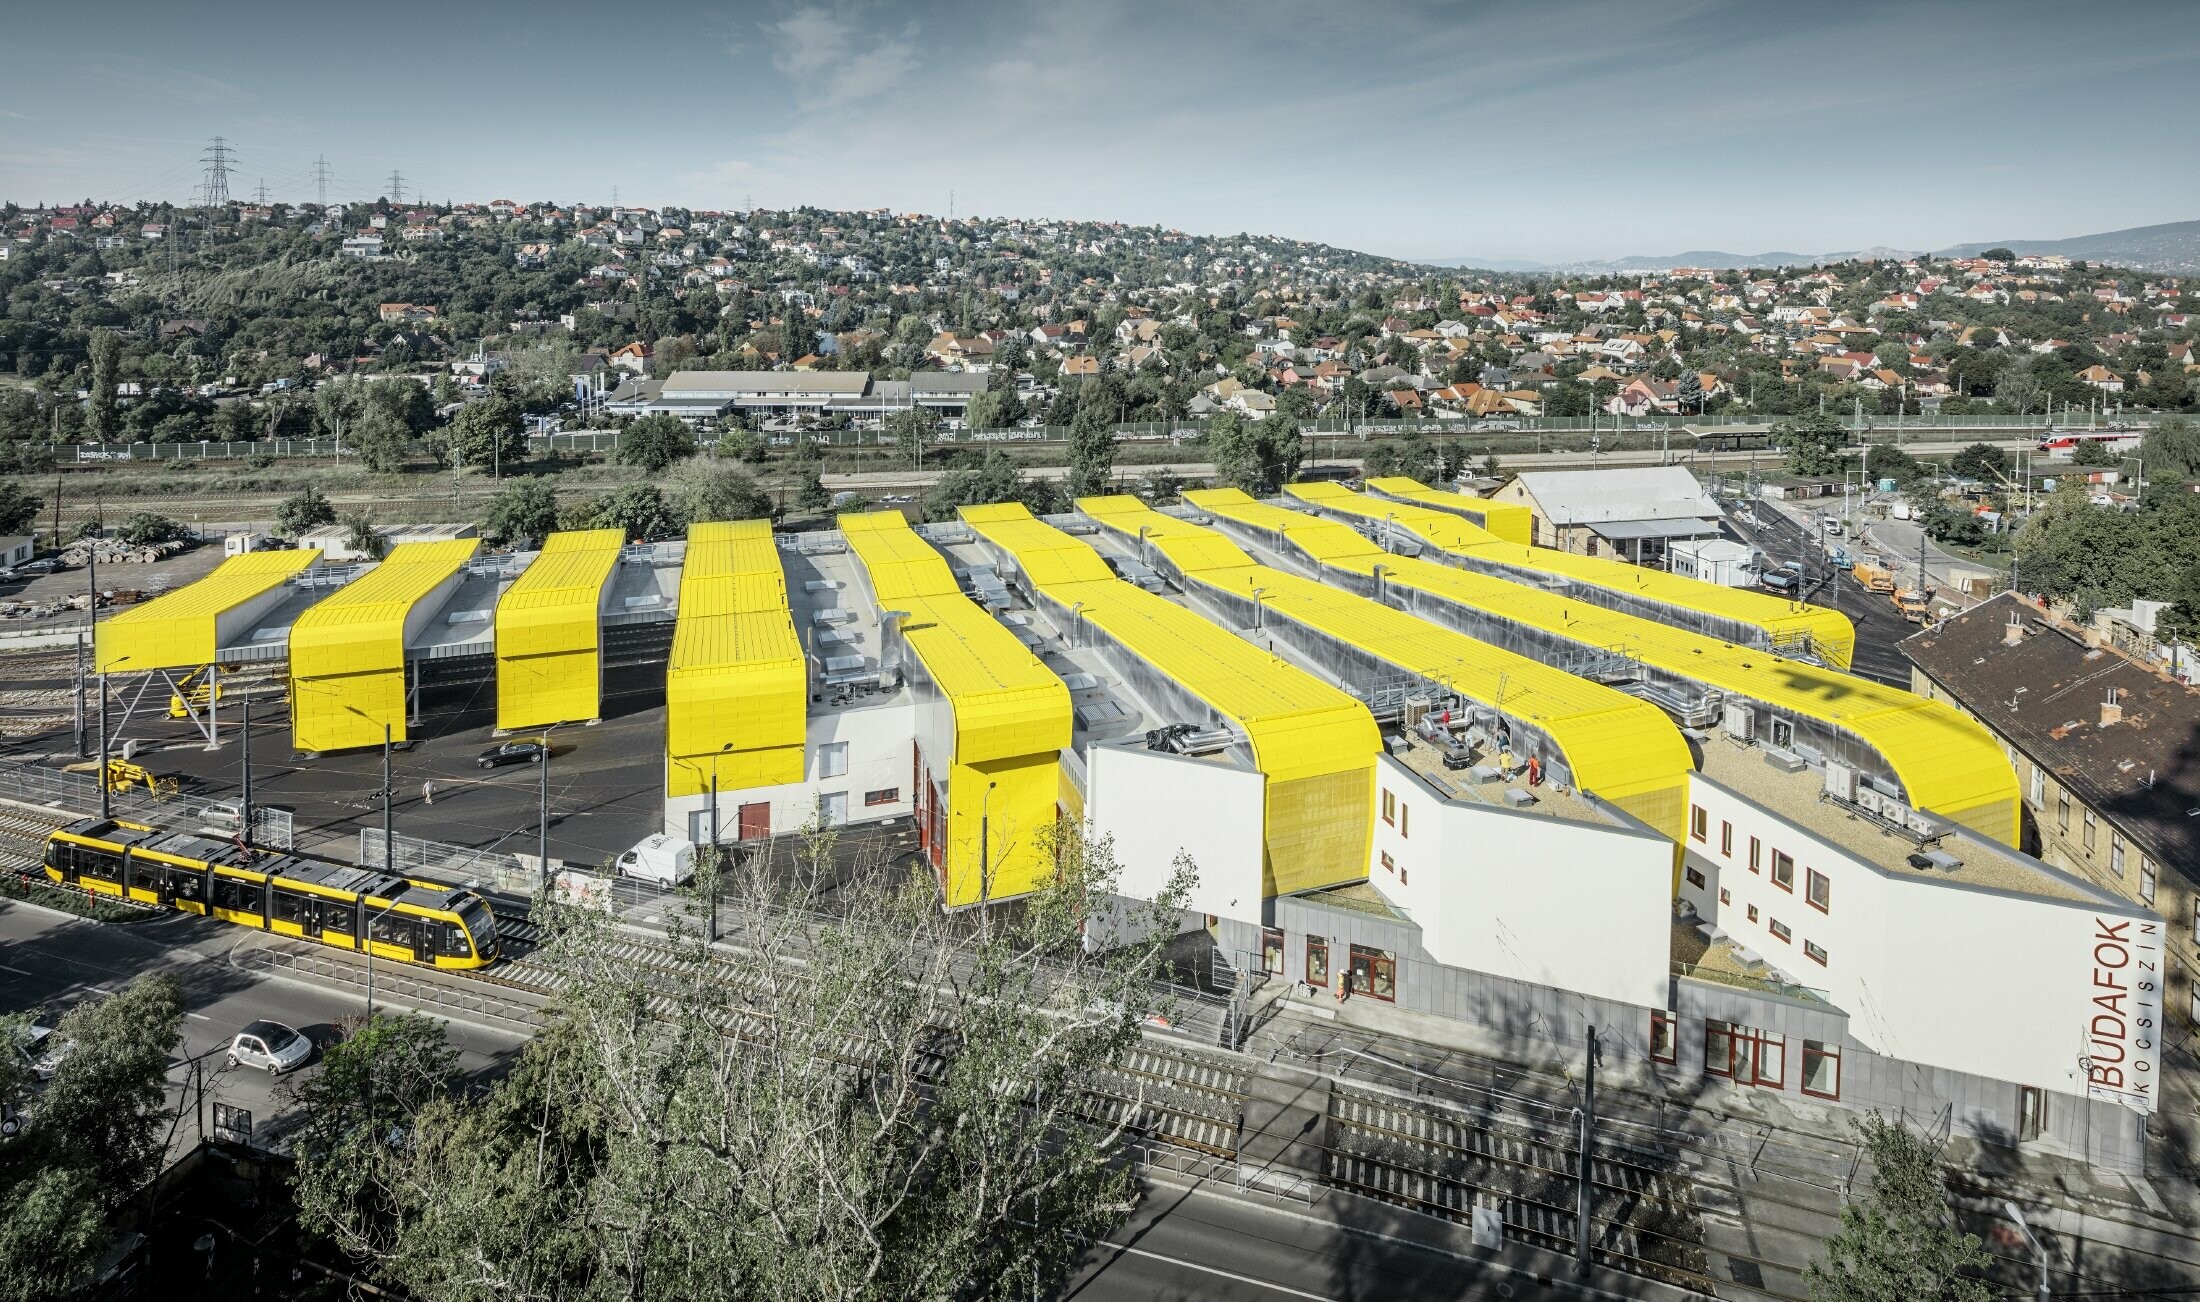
(95, 477), (2165, 1172)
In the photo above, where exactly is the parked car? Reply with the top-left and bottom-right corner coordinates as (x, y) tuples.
(17, 559), (56, 576)
(477, 739), (548, 770)
(227, 1020), (312, 1075)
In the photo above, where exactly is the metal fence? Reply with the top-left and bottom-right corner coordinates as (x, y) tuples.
(358, 827), (547, 897)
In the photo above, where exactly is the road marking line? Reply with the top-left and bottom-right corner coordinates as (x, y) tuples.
(1094, 1240), (1331, 1299)
(186, 1012), (214, 1021)
(0, 963), (33, 976)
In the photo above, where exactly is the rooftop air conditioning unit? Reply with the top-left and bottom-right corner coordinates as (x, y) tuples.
(1762, 747), (1805, 773)
(1906, 811), (1947, 840)
(1722, 702), (1756, 741)
(1822, 763), (1857, 802)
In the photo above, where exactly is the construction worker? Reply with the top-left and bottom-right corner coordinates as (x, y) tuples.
(421, 779), (436, 806)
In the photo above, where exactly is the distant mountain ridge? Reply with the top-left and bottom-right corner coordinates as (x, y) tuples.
(1431, 220), (2200, 275)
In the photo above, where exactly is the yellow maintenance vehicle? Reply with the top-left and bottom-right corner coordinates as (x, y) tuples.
(60, 759), (181, 800)
(167, 666), (224, 720)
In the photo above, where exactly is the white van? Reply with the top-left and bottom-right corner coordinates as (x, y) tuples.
(615, 834), (695, 887)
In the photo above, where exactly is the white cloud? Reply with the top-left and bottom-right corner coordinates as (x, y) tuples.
(766, 5), (918, 111)
(769, 6), (848, 77)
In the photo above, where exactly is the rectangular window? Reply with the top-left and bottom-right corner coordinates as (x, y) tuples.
(1261, 928), (1284, 976)
(2057, 793), (2070, 832)
(2111, 832), (2125, 878)
(1751, 1032), (1786, 1089)
(1747, 904), (1759, 923)
(1305, 937), (1330, 989)
(1801, 1041), (1842, 1099)
(817, 741), (849, 779)
(2141, 859), (2157, 907)
(1771, 851), (1795, 892)
(2029, 764), (2045, 807)
(1399, 803), (1409, 839)
(1685, 866), (1707, 890)
(1380, 850), (1396, 874)
(1703, 1020), (1734, 1078)
(2018, 1086), (2046, 1141)
(1769, 918), (1792, 944)
(1805, 939), (1828, 965)
(1348, 945), (1396, 1002)
(1650, 1010), (1677, 1065)
(2082, 809), (2097, 852)
(1690, 805), (1708, 842)
(2192, 899), (2199, 947)
(370, 908), (417, 951)
(1381, 788), (1396, 826)
(1718, 887), (1731, 905)
(1806, 869), (1830, 913)
(1749, 838), (1762, 873)
(2191, 977), (2199, 1026)
(1720, 821), (1733, 857)
(863, 787), (899, 807)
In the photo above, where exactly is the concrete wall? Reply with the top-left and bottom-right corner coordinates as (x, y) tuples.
(1088, 744), (1266, 927)
(1681, 771), (2162, 1112)
(665, 699), (914, 842)
(1366, 755), (1671, 1009)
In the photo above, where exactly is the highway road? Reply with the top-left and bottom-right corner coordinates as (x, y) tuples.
(0, 901), (526, 1157)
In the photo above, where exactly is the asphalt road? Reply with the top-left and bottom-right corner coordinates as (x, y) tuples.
(1723, 502), (1917, 685)
(10, 664), (675, 870)
(0, 901), (525, 1157)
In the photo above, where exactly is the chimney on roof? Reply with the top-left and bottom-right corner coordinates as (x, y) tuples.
(2004, 615), (2025, 647)
(2101, 688), (2123, 728)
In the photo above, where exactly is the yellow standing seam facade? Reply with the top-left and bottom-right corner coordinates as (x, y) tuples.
(667, 521), (805, 797)
(840, 512), (1070, 906)
(1307, 479), (1857, 670)
(94, 549), (321, 674)
(1152, 490), (1694, 850)
(289, 540), (479, 752)
(1226, 491), (2019, 847)
(494, 529), (625, 732)
(1364, 476), (1536, 545)
(960, 503), (1379, 898)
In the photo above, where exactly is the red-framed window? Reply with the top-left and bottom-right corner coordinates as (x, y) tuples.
(1747, 904), (1759, 923)
(1261, 928), (1285, 975)
(1685, 866), (1706, 890)
(1690, 805), (1708, 842)
(1804, 939), (1828, 965)
(1718, 888), (1731, 905)
(1703, 1020), (1734, 1078)
(1348, 945), (1396, 1002)
(1746, 1031), (1786, 1089)
(1650, 1010), (1677, 1065)
(1749, 837), (1762, 873)
(1806, 869), (1830, 913)
(1771, 850), (1795, 893)
(1769, 918), (1792, 944)
(1305, 937), (1330, 989)
(1380, 788), (1395, 826)
(1720, 821), (1733, 857)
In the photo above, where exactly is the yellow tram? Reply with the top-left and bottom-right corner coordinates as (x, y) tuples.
(44, 818), (500, 971)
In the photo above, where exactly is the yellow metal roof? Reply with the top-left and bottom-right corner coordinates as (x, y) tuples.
(667, 520), (805, 792)
(1107, 493), (1692, 843)
(1292, 479), (1856, 669)
(1364, 476), (1535, 545)
(960, 502), (1378, 896)
(94, 548), (321, 673)
(1217, 490), (2016, 845)
(840, 512), (1070, 764)
(289, 539), (479, 751)
(841, 511), (1070, 906)
(494, 529), (624, 731)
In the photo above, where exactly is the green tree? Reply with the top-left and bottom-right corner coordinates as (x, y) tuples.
(1947, 443), (2007, 483)
(348, 402), (418, 472)
(482, 480), (561, 547)
(1806, 1113), (1991, 1302)
(86, 329), (122, 442)
(2139, 415), (2200, 482)
(590, 483), (676, 541)
(922, 450), (1061, 521)
(118, 512), (184, 545)
(888, 407), (937, 463)
(670, 461), (773, 525)
(1205, 411), (1303, 495)
(291, 823), (1193, 1301)
(287, 1012), (462, 1265)
(1066, 402), (1116, 498)
(963, 388), (1003, 433)
(1775, 411), (1848, 475)
(445, 397), (527, 473)
(2069, 438), (2118, 468)
(0, 481), (40, 536)
(342, 509), (385, 559)
(275, 485), (338, 537)
(29, 974), (185, 1209)
(615, 414), (697, 473)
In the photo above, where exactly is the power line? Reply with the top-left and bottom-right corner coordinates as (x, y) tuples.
(312, 155), (332, 208)
(199, 136), (233, 207)
(386, 170), (404, 206)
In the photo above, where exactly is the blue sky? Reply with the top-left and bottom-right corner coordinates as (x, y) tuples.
(4, 0), (2197, 263)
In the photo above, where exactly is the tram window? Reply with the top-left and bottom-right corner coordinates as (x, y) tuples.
(168, 868), (206, 904)
(272, 890), (316, 928)
(211, 877), (257, 913)
(75, 846), (123, 883)
(434, 920), (471, 959)
(370, 910), (418, 951)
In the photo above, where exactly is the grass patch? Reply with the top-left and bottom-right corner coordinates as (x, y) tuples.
(0, 872), (156, 923)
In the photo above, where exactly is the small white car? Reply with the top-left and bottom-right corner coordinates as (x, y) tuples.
(227, 1020), (312, 1075)
(16, 1024), (67, 1082)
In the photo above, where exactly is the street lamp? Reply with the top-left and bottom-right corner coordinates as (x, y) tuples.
(2003, 1201), (2050, 1302)
(977, 779), (998, 910)
(537, 723), (564, 892)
